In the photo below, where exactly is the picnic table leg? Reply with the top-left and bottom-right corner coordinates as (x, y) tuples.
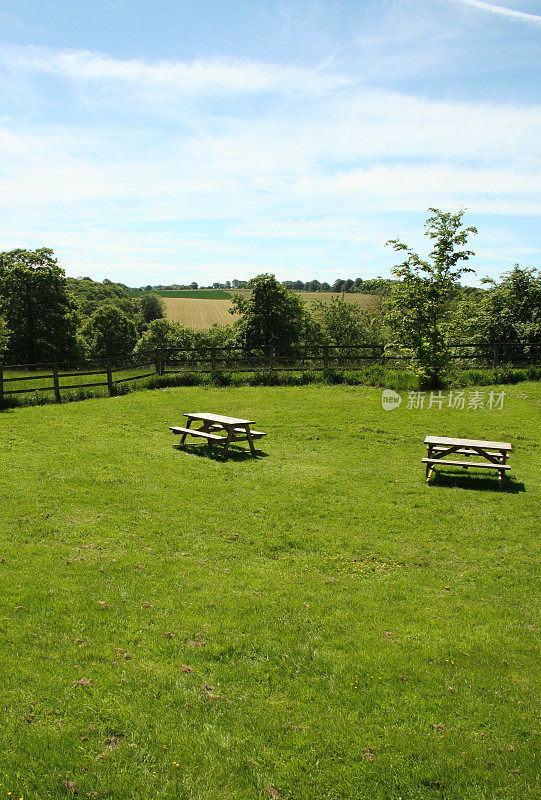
(426, 444), (434, 482)
(243, 424), (257, 456)
(180, 418), (193, 444)
(221, 428), (234, 458)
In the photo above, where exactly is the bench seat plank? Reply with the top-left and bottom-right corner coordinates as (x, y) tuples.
(169, 426), (224, 441)
(422, 458), (510, 470)
(207, 425), (266, 439)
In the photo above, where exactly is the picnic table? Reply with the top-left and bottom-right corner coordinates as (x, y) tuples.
(422, 435), (512, 484)
(170, 412), (266, 457)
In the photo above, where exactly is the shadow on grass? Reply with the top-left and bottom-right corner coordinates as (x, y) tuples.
(429, 471), (526, 493)
(173, 443), (269, 462)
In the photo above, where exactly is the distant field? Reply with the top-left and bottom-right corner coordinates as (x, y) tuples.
(300, 291), (374, 308)
(163, 297), (240, 328)
(163, 292), (375, 329)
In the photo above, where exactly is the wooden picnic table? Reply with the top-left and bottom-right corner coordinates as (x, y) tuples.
(170, 412), (266, 457)
(422, 435), (512, 484)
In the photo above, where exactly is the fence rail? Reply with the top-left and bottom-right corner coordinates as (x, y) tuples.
(1, 341), (539, 403)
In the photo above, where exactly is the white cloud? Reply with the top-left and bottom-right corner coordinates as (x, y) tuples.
(452, 0), (541, 25)
(2, 46), (351, 96)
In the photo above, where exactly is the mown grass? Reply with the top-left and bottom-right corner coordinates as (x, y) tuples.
(0, 384), (539, 799)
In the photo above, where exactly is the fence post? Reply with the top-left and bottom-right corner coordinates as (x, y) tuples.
(493, 344), (499, 369)
(106, 360), (114, 395)
(52, 363), (61, 403)
(266, 345), (275, 370)
(210, 348), (217, 372)
(322, 346), (328, 370)
(0, 363), (3, 403)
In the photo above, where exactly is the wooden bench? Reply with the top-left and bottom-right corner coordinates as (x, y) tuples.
(423, 435), (512, 484)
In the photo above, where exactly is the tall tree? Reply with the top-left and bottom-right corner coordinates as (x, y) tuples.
(230, 274), (306, 353)
(0, 248), (79, 364)
(140, 292), (165, 324)
(386, 209), (477, 386)
(0, 316), (10, 359)
(81, 304), (138, 361)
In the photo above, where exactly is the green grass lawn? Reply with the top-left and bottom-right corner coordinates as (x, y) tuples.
(0, 384), (539, 799)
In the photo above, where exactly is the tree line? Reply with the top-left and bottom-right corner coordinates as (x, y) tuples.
(1, 210), (539, 386)
(137, 277), (394, 294)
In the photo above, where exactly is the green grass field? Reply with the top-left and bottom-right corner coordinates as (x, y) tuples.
(0, 384), (539, 798)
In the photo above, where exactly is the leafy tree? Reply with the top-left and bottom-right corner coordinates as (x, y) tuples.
(478, 266), (539, 344)
(140, 292), (165, 324)
(0, 248), (80, 364)
(66, 277), (138, 320)
(332, 279), (345, 293)
(230, 274), (307, 353)
(134, 318), (194, 363)
(313, 296), (364, 351)
(0, 316), (10, 359)
(82, 304), (138, 361)
(386, 208), (477, 387)
(312, 295), (385, 357)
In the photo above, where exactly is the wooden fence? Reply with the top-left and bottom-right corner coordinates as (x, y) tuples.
(1, 341), (539, 403)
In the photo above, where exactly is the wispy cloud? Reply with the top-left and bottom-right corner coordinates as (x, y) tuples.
(2, 46), (351, 96)
(452, 0), (541, 25)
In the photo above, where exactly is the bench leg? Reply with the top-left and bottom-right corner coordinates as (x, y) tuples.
(244, 425), (257, 456)
(426, 464), (434, 483)
(221, 429), (234, 458)
(180, 418), (193, 444)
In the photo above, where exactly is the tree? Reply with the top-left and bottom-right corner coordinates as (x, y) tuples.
(312, 295), (385, 358)
(82, 304), (138, 361)
(140, 292), (165, 324)
(0, 316), (10, 359)
(230, 274), (307, 353)
(0, 248), (80, 364)
(313, 296), (364, 350)
(66, 277), (139, 320)
(471, 266), (540, 344)
(134, 318), (194, 364)
(386, 208), (477, 386)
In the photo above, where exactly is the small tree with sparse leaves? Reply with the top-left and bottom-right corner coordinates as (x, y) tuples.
(386, 208), (477, 387)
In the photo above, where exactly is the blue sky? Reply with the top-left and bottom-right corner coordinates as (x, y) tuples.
(0, 0), (539, 286)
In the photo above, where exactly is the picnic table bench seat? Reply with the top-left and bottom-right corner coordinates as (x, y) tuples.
(422, 457), (511, 471)
(169, 426), (224, 442)
(207, 424), (266, 439)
